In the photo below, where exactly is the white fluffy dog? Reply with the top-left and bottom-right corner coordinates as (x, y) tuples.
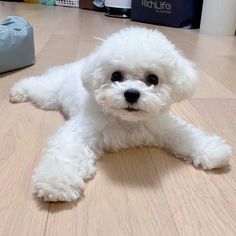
(9, 27), (232, 202)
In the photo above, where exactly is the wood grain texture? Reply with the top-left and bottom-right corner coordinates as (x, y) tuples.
(0, 2), (235, 236)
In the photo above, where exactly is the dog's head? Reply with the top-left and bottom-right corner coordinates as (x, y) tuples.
(81, 27), (198, 122)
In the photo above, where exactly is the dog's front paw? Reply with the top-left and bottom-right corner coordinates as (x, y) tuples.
(9, 82), (28, 103)
(33, 171), (85, 202)
(193, 135), (232, 170)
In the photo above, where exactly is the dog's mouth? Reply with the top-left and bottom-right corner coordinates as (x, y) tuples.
(124, 107), (140, 112)
(107, 106), (150, 121)
(109, 106), (146, 114)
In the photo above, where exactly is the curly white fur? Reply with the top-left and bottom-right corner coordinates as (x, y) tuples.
(9, 27), (232, 202)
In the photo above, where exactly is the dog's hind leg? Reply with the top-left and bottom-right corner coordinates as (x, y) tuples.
(9, 74), (62, 110)
(9, 62), (81, 111)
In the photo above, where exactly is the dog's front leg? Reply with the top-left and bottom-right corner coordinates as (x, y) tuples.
(33, 116), (101, 202)
(148, 113), (232, 169)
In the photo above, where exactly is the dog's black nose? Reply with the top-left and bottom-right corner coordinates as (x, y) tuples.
(124, 89), (140, 104)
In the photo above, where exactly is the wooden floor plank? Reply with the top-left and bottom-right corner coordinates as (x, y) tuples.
(149, 101), (236, 236)
(0, 102), (49, 236)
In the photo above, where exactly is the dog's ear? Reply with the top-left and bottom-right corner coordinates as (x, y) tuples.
(80, 50), (104, 92)
(172, 55), (198, 102)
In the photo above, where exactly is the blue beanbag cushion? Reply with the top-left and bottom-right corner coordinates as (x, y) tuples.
(0, 16), (35, 74)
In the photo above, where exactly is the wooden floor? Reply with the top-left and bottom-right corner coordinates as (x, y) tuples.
(0, 3), (236, 236)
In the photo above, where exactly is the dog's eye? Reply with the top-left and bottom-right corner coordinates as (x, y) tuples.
(111, 71), (123, 82)
(146, 74), (159, 86)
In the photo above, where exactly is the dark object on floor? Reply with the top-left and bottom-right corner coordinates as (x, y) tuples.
(79, 0), (106, 11)
(0, 16), (35, 74)
(105, 7), (130, 18)
(131, 0), (203, 29)
(105, 0), (131, 18)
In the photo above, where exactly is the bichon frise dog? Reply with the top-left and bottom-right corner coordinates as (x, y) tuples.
(9, 27), (232, 202)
